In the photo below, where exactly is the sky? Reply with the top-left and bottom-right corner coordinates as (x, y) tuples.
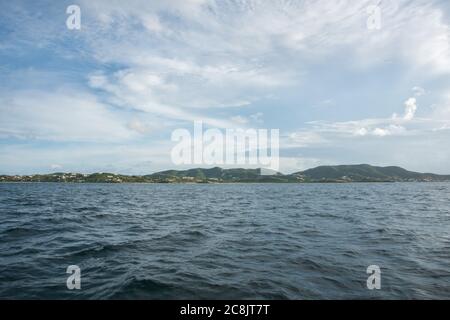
(1, 0), (450, 174)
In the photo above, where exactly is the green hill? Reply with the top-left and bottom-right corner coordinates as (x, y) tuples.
(1, 165), (449, 183)
(294, 164), (450, 182)
(148, 167), (287, 182)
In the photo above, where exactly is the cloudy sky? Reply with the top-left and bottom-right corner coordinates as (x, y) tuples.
(1, 0), (450, 174)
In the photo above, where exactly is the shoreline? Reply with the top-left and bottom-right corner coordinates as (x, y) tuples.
(1, 180), (448, 184)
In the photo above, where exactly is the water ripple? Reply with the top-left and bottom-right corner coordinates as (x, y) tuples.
(0, 182), (449, 299)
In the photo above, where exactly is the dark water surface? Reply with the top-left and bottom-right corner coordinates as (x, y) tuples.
(0, 182), (449, 299)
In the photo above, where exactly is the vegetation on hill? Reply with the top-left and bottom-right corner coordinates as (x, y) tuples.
(294, 164), (450, 182)
(1, 165), (449, 183)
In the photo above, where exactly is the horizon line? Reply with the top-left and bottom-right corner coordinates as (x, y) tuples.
(1, 164), (449, 177)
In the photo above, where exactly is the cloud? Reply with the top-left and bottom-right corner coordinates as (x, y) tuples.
(391, 97), (418, 121)
(355, 127), (369, 136)
(4, 1), (450, 120)
(0, 89), (134, 142)
(229, 113), (264, 126)
(321, 99), (335, 107)
(88, 70), (237, 128)
(127, 119), (159, 134)
(141, 14), (164, 33)
(285, 131), (327, 148)
(372, 125), (406, 137)
(230, 116), (248, 125)
(81, 1), (448, 68)
(0, 138), (178, 175)
(72, 0), (450, 119)
(88, 67), (268, 128)
(412, 86), (426, 97)
(249, 112), (264, 124)
(288, 94), (450, 142)
(403, 97), (418, 121)
(430, 93), (450, 122)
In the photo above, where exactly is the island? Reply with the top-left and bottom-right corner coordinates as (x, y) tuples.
(1, 164), (450, 183)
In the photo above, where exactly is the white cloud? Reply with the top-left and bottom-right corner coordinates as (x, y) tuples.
(0, 141), (176, 175)
(73, 0), (450, 119)
(249, 112), (264, 124)
(0, 89), (134, 142)
(371, 128), (385, 137)
(285, 131), (327, 148)
(355, 127), (369, 136)
(230, 115), (248, 125)
(229, 113), (264, 126)
(289, 94), (450, 143)
(403, 97), (418, 121)
(412, 86), (426, 97)
(429, 92), (450, 121)
(141, 14), (164, 33)
(88, 70), (237, 128)
(7, 1), (450, 126)
(372, 125), (406, 137)
(391, 97), (418, 121)
(126, 119), (163, 134)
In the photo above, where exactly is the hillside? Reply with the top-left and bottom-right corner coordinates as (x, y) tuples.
(294, 164), (450, 182)
(1, 165), (449, 183)
(147, 167), (289, 183)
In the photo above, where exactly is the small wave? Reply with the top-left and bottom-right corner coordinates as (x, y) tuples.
(63, 242), (135, 258)
(110, 277), (178, 299)
(297, 258), (327, 272)
(1, 226), (41, 237)
(77, 206), (102, 213)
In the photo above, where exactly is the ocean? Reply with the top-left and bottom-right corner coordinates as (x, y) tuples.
(0, 182), (449, 299)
